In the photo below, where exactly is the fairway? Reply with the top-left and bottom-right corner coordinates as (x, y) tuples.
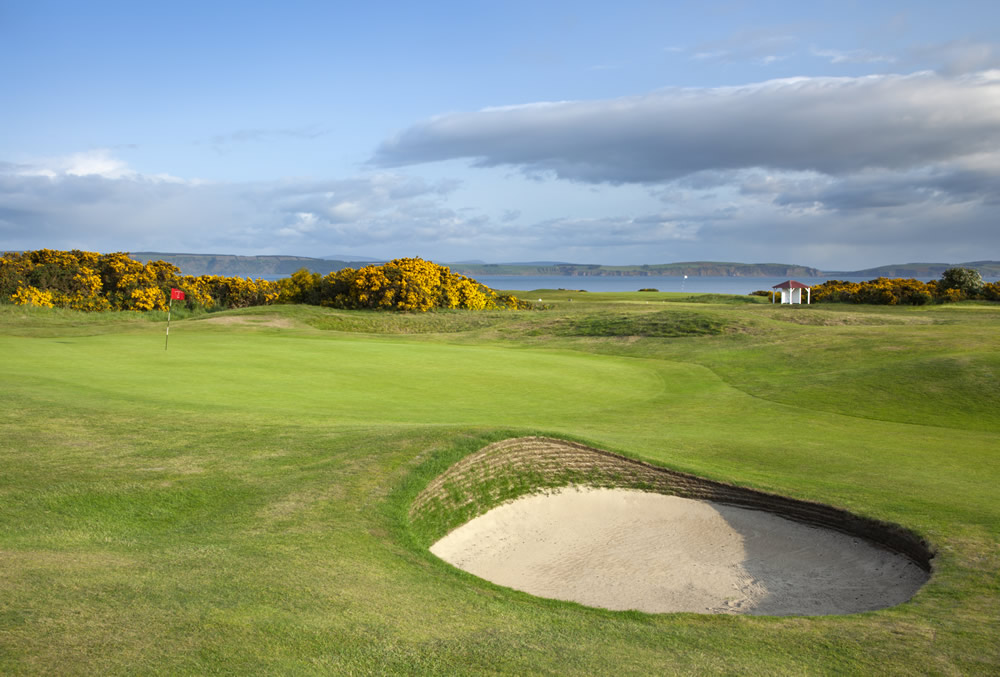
(1, 299), (998, 675)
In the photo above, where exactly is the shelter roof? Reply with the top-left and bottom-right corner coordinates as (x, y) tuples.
(772, 280), (810, 289)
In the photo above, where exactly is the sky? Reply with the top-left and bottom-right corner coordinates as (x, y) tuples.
(2, 1), (999, 270)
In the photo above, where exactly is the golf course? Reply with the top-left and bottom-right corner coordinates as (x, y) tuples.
(2, 291), (998, 674)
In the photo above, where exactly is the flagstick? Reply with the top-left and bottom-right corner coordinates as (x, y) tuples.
(165, 296), (172, 351)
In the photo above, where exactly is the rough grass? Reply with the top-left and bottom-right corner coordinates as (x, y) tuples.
(548, 309), (733, 337)
(1, 296), (998, 675)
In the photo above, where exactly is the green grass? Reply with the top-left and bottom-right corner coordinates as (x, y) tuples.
(1, 297), (998, 675)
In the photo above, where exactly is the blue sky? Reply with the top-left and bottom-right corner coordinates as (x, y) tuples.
(2, 1), (999, 269)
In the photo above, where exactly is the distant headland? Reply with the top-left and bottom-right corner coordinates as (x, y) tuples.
(128, 252), (1000, 279)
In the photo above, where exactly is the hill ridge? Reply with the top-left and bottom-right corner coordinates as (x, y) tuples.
(123, 252), (1000, 279)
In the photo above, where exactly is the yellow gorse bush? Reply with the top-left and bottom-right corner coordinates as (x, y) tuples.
(810, 272), (998, 305)
(813, 277), (936, 305)
(288, 257), (529, 312)
(1, 250), (281, 312)
(11, 285), (56, 308)
(1, 251), (524, 313)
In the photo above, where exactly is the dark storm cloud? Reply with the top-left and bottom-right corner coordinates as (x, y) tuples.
(372, 71), (1000, 184)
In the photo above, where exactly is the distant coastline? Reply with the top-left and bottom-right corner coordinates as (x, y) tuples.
(126, 252), (1000, 280)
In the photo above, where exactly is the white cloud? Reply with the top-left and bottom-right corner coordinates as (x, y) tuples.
(276, 212), (319, 237)
(12, 149), (135, 180)
(682, 29), (797, 65)
(9, 149), (189, 184)
(0, 153), (479, 256)
(373, 70), (1000, 186)
(328, 201), (363, 222)
(692, 50), (729, 61)
(810, 47), (897, 64)
(60, 149), (133, 178)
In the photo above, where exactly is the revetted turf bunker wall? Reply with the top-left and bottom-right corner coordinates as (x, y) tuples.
(411, 436), (934, 571)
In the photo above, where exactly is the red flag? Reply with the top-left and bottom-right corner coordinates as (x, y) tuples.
(170, 288), (185, 300)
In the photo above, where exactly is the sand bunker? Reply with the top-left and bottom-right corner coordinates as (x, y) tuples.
(431, 487), (928, 615)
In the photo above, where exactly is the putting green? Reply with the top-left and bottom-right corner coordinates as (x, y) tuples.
(1, 332), (686, 426)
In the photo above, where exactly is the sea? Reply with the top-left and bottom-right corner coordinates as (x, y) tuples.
(258, 272), (997, 295)
(473, 275), (913, 296)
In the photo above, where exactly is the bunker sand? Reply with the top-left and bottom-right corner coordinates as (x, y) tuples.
(431, 487), (928, 615)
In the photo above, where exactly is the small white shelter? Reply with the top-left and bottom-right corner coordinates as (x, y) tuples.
(772, 280), (811, 304)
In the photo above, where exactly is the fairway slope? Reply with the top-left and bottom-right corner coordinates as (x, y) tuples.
(3, 301), (998, 674)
